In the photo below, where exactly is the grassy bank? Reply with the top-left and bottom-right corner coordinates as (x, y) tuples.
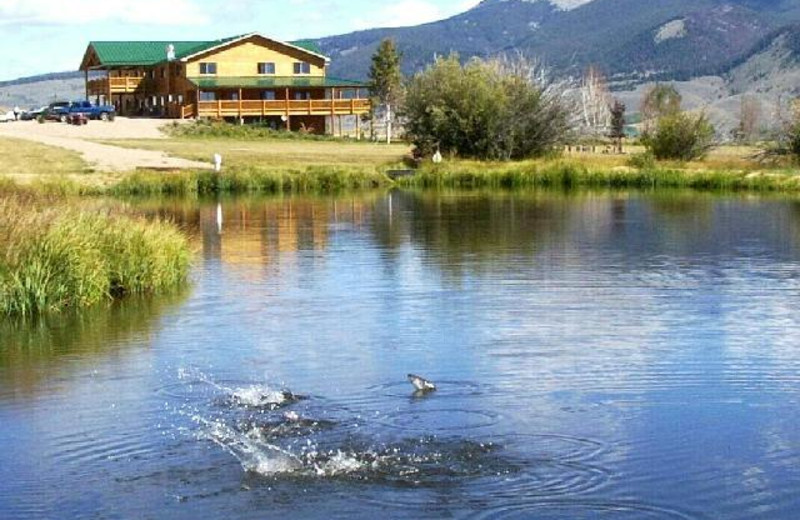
(2, 134), (799, 195)
(0, 136), (91, 178)
(98, 135), (409, 170)
(396, 160), (800, 193)
(109, 165), (391, 196)
(0, 187), (191, 316)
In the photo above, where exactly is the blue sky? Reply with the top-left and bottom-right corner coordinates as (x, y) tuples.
(0, 0), (480, 81)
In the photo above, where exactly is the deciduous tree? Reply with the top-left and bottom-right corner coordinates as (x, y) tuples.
(402, 54), (570, 160)
(640, 84), (682, 133)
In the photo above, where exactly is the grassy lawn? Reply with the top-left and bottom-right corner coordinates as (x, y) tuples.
(0, 137), (89, 178)
(97, 137), (411, 170)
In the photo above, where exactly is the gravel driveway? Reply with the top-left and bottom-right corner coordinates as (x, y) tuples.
(0, 118), (210, 172)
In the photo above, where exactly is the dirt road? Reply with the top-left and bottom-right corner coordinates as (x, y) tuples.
(0, 118), (210, 172)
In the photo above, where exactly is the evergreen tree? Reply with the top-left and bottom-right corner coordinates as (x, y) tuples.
(367, 39), (404, 142)
(608, 100), (626, 153)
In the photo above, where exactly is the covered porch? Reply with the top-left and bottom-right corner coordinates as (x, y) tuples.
(182, 77), (371, 135)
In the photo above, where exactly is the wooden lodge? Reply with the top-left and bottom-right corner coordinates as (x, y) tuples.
(79, 33), (370, 134)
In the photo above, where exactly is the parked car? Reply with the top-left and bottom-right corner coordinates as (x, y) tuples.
(67, 100), (116, 121)
(0, 111), (15, 123)
(20, 106), (46, 121)
(38, 101), (71, 122)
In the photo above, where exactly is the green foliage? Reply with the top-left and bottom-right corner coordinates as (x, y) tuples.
(640, 84), (682, 130)
(109, 167), (390, 196)
(790, 121), (800, 160)
(627, 151), (656, 170)
(608, 100), (626, 141)
(403, 55), (570, 161)
(641, 112), (716, 161)
(0, 192), (191, 316)
(164, 120), (338, 141)
(368, 39), (404, 106)
(396, 161), (800, 192)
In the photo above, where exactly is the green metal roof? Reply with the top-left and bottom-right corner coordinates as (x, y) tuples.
(86, 35), (326, 68)
(187, 76), (367, 89)
(290, 40), (324, 56)
(88, 38), (239, 67)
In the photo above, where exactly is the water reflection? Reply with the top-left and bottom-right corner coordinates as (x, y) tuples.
(3, 190), (800, 519)
(0, 292), (188, 399)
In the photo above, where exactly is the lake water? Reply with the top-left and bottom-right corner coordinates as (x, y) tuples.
(2, 190), (800, 519)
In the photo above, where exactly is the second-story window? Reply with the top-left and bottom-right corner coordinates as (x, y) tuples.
(199, 62), (217, 75)
(293, 62), (311, 75)
(258, 62), (276, 75)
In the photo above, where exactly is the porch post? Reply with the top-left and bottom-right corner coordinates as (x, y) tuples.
(284, 87), (290, 130)
(84, 69), (89, 101)
(238, 88), (243, 123)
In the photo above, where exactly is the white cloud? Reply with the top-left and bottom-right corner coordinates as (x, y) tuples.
(0, 0), (210, 26)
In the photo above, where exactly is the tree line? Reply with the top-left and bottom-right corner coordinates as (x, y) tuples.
(367, 38), (800, 163)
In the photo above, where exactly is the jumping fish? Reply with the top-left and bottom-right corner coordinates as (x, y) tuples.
(407, 373), (436, 392)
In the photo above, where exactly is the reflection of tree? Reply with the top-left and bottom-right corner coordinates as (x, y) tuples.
(0, 291), (187, 397)
(370, 190), (576, 279)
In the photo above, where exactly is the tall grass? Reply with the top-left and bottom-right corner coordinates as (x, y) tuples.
(397, 161), (800, 192)
(109, 166), (391, 196)
(0, 190), (191, 316)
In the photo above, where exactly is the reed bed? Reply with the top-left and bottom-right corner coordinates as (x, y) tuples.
(0, 189), (191, 316)
(109, 166), (392, 196)
(396, 161), (800, 192)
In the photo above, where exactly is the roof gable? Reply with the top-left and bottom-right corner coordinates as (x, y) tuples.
(178, 33), (328, 66)
(80, 34), (326, 70)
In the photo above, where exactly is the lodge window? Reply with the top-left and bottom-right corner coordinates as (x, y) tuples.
(261, 91), (276, 100)
(258, 62), (276, 75)
(293, 62), (311, 75)
(294, 91), (311, 100)
(199, 91), (216, 102)
(199, 62), (217, 75)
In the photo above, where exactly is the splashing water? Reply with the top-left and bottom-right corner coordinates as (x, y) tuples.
(176, 369), (518, 483)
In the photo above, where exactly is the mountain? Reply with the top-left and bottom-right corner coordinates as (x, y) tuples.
(2, 0), (800, 130)
(321, 0), (800, 82)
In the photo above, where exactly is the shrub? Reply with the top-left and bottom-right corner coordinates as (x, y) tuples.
(641, 112), (715, 161)
(402, 55), (570, 161)
(627, 151), (656, 170)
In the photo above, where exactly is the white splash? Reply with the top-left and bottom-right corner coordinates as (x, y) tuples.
(231, 385), (289, 408)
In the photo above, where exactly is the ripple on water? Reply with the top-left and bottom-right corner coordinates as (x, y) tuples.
(377, 408), (501, 432)
(468, 499), (698, 520)
(365, 380), (489, 402)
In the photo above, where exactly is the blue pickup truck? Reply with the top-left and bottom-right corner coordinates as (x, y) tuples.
(67, 101), (116, 121)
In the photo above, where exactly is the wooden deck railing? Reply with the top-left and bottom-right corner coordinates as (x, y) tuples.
(87, 77), (150, 95)
(189, 98), (371, 119)
(181, 104), (196, 119)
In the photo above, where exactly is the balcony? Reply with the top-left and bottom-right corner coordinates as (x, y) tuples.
(185, 98), (371, 119)
(87, 76), (151, 96)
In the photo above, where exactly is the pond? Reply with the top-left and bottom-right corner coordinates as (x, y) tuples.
(2, 190), (800, 519)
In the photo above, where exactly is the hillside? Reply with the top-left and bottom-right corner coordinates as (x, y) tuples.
(321, 0), (800, 81)
(1, 0), (800, 132)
